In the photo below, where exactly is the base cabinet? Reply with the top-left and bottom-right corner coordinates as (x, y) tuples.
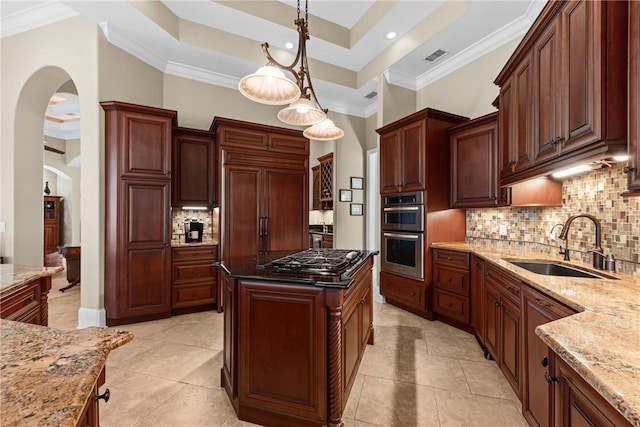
(432, 249), (470, 326)
(171, 245), (218, 314)
(554, 356), (632, 427)
(221, 257), (374, 427)
(75, 367), (107, 427)
(0, 276), (51, 326)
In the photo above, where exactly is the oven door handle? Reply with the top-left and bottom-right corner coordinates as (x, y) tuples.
(383, 232), (420, 240)
(383, 206), (421, 212)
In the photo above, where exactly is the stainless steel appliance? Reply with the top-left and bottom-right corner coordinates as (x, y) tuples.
(381, 191), (424, 279)
(267, 249), (363, 276)
(184, 218), (204, 243)
(382, 192), (423, 232)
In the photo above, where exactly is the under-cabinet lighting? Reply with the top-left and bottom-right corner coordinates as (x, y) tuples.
(613, 155), (629, 162)
(551, 164), (592, 178)
(182, 206), (208, 210)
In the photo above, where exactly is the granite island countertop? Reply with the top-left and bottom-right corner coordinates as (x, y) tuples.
(0, 320), (133, 427)
(431, 242), (640, 427)
(0, 264), (63, 296)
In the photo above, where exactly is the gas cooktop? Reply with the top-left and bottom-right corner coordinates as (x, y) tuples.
(267, 249), (364, 276)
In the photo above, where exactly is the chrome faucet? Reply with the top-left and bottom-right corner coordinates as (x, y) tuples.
(558, 213), (605, 270)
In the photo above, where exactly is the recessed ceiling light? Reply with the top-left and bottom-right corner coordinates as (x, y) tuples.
(386, 32), (397, 40)
(284, 42), (294, 49)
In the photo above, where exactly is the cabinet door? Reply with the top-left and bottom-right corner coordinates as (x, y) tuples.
(470, 256), (485, 344)
(361, 285), (373, 349)
(263, 167), (307, 253)
(311, 165), (321, 210)
(450, 117), (500, 208)
(118, 110), (172, 179)
(513, 54), (534, 173)
(533, 18), (562, 163)
(343, 301), (361, 399)
(173, 129), (215, 207)
(400, 120), (426, 192)
(484, 281), (500, 360)
(380, 131), (402, 194)
(499, 78), (515, 180)
(224, 165), (261, 260)
(627, 0), (640, 194)
(221, 272), (237, 401)
(500, 295), (521, 398)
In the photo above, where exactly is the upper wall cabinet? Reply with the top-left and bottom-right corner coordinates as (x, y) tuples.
(625, 0), (640, 196)
(377, 109), (467, 195)
(495, 0), (628, 186)
(172, 127), (216, 208)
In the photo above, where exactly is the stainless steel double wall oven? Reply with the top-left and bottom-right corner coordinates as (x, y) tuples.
(381, 192), (424, 280)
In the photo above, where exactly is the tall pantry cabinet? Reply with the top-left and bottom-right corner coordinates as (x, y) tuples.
(101, 101), (175, 326)
(212, 118), (309, 261)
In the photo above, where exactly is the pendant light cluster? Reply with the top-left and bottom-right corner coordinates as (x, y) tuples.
(238, 0), (344, 141)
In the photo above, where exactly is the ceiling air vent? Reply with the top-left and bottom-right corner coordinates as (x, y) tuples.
(424, 49), (447, 62)
(364, 91), (378, 99)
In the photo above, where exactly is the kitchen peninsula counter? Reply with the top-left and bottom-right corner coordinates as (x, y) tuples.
(431, 241), (640, 426)
(0, 319), (133, 427)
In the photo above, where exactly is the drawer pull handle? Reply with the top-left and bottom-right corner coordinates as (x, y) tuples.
(28, 296), (35, 302)
(97, 388), (110, 402)
(447, 302), (453, 308)
(535, 298), (551, 308)
(545, 372), (559, 384)
(192, 269), (198, 275)
(494, 301), (500, 307)
(447, 256), (452, 260)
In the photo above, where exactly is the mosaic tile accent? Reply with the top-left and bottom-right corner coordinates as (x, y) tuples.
(466, 164), (640, 276)
(171, 209), (213, 241)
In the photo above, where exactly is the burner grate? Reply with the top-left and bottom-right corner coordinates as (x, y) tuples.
(269, 249), (363, 275)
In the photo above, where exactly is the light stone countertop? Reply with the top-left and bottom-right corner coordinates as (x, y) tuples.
(431, 242), (640, 427)
(0, 319), (133, 427)
(170, 239), (218, 247)
(0, 264), (63, 296)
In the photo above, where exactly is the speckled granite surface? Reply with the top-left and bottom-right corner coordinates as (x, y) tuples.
(432, 242), (640, 427)
(170, 239), (218, 247)
(0, 264), (63, 296)
(0, 320), (133, 427)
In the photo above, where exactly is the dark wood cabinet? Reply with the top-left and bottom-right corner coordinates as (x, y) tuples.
(483, 264), (521, 398)
(311, 165), (321, 210)
(171, 245), (218, 314)
(76, 367), (106, 427)
(625, 0), (640, 196)
(379, 270), (425, 312)
(318, 153), (333, 210)
(43, 196), (62, 259)
(450, 113), (509, 207)
(172, 127), (216, 208)
(101, 101), (175, 326)
(496, 0), (628, 186)
(522, 285), (576, 427)
(221, 257), (374, 427)
(470, 255), (485, 345)
(554, 355), (632, 427)
(0, 275), (51, 326)
(379, 119), (428, 194)
(432, 249), (470, 326)
(214, 118), (309, 261)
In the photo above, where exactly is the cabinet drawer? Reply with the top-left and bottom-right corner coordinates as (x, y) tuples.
(172, 245), (218, 262)
(433, 265), (469, 296)
(486, 265), (521, 303)
(433, 249), (469, 269)
(0, 282), (40, 319)
(173, 263), (216, 283)
(433, 289), (469, 323)
(380, 272), (424, 310)
(172, 284), (216, 309)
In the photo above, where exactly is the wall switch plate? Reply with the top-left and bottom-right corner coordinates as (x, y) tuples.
(499, 223), (508, 237)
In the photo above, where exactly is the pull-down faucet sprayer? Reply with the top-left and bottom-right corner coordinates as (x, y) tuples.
(558, 213), (605, 270)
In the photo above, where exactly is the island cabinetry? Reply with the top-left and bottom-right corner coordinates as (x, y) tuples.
(101, 101), (175, 326)
(221, 257), (374, 427)
(171, 245), (218, 314)
(495, 0), (628, 186)
(172, 127), (216, 208)
(76, 367), (106, 427)
(432, 249), (470, 326)
(214, 117), (309, 262)
(0, 275), (52, 326)
(522, 285), (576, 427)
(484, 264), (521, 398)
(625, 0), (640, 196)
(553, 356), (632, 427)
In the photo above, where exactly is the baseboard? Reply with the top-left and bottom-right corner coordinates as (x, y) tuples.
(77, 307), (106, 328)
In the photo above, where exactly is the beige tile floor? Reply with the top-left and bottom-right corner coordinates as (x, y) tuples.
(48, 271), (527, 427)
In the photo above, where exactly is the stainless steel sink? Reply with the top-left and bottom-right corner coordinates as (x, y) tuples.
(506, 260), (617, 279)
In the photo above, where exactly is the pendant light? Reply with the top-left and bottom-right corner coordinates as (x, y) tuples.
(237, 0), (343, 139)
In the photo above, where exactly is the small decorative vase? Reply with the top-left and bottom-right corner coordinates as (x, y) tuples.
(44, 181), (51, 195)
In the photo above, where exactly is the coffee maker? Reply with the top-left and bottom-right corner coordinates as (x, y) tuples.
(184, 218), (204, 243)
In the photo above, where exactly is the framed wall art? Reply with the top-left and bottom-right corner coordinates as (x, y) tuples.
(350, 177), (364, 189)
(339, 189), (352, 202)
(350, 203), (363, 216)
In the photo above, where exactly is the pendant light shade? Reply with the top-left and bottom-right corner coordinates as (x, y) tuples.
(303, 118), (345, 141)
(277, 97), (326, 126)
(238, 65), (301, 105)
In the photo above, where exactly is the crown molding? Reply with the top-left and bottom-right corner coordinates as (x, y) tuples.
(164, 61), (238, 90)
(98, 22), (166, 72)
(0, 1), (78, 38)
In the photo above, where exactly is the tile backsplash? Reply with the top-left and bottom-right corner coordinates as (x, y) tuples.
(172, 209), (214, 241)
(466, 164), (639, 275)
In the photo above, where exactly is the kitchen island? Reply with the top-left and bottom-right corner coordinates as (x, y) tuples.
(0, 319), (133, 427)
(220, 249), (377, 427)
(431, 242), (639, 427)
(0, 264), (62, 326)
